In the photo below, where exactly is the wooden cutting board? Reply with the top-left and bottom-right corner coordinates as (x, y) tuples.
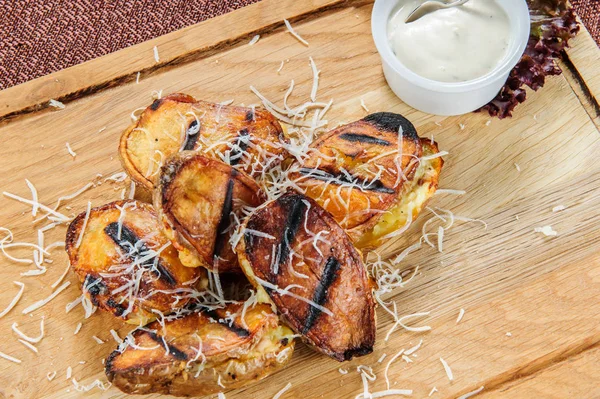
(1, 0), (599, 398)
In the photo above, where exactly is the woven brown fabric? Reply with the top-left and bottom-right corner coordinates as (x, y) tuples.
(572, 0), (600, 45)
(0, 0), (598, 90)
(0, 0), (260, 90)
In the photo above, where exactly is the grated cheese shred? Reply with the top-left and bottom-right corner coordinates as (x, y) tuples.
(435, 189), (466, 196)
(360, 98), (369, 112)
(18, 339), (38, 353)
(440, 357), (454, 381)
(75, 201), (92, 248)
(284, 19), (309, 46)
(534, 226), (557, 237)
(457, 386), (485, 399)
(0, 281), (25, 318)
(66, 142), (77, 158)
(22, 281), (71, 314)
(309, 57), (320, 102)
(404, 339), (422, 356)
(249, 35), (260, 45)
(384, 349), (404, 389)
(110, 329), (123, 344)
(25, 179), (39, 216)
(273, 382), (292, 399)
(0, 350), (21, 364)
(385, 312), (431, 341)
(355, 389), (413, 399)
(12, 316), (45, 343)
(49, 99), (65, 109)
(51, 262), (71, 289)
(254, 277), (333, 316)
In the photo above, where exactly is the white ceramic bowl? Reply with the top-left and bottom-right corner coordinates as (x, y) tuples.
(371, 0), (530, 116)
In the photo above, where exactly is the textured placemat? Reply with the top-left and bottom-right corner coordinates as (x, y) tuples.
(0, 0), (598, 90)
(572, 0), (600, 44)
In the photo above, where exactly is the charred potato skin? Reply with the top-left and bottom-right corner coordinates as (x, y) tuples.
(289, 112), (422, 234)
(107, 345), (292, 396)
(65, 200), (205, 323)
(106, 304), (294, 396)
(289, 112), (443, 245)
(119, 93), (287, 191)
(237, 192), (376, 362)
(155, 152), (267, 273)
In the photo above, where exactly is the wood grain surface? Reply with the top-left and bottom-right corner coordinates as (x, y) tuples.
(0, 1), (599, 398)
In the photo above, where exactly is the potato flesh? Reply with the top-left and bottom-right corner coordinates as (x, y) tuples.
(355, 143), (443, 249)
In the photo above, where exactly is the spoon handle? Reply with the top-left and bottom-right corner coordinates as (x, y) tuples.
(405, 0), (470, 24)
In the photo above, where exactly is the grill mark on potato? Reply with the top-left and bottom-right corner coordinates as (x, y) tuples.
(339, 133), (391, 146)
(212, 172), (236, 266)
(204, 310), (251, 337)
(149, 98), (163, 111)
(182, 120), (200, 151)
(104, 222), (177, 286)
(146, 331), (189, 361)
(298, 167), (395, 194)
(229, 129), (250, 166)
(302, 256), (341, 334)
(275, 195), (308, 276)
(83, 274), (106, 306)
(362, 112), (418, 139)
(106, 298), (127, 316)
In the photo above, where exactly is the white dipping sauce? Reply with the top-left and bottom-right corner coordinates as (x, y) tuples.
(388, 0), (510, 83)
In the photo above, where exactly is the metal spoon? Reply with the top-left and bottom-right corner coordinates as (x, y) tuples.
(405, 0), (470, 23)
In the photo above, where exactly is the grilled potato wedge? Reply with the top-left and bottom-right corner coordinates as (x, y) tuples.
(237, 192), (376, 361)
(155, 152), (266, 273)
(106, 303), (295, 396)
(119, 93), (287, 191)
(288, 112), (443, 249)
(65, 200), (206, 325)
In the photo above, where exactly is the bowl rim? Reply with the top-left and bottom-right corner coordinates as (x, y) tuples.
(371, 0), (531, 94)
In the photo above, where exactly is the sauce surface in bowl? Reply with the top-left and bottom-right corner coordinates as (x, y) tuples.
(387, 0), (510, 83)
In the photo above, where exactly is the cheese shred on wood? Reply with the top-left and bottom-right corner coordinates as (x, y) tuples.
(457, 386), (485, 399)
(249, 35), (260, 45)
(0, 281), (25, 318)
(273, 382), (292, 399)
(0, 350), (22, 364)
(440, 357), (454, 381)
(284, 19), (309, 46)
(22, 281), (71, 314)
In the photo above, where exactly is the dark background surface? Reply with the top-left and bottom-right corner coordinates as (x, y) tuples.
(0, 0), (598, 90)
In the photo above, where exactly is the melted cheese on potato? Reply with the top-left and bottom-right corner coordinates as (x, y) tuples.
(355, 146), (442, 249)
